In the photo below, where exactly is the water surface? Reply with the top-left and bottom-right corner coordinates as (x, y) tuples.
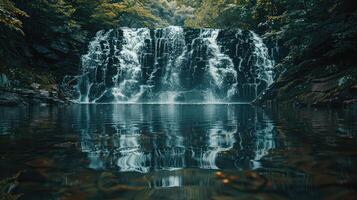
(0, 105), (356, 199)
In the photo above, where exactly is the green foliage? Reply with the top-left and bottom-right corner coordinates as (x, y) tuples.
(184, 0), (287, 30)
(68, 0), (170, 30)
(5, 0), (169, 35)
(184, 0), (235, 28)
(104, 0), (162, 28)
(14, 0), (81, 35)
(0, 0), (28, 33)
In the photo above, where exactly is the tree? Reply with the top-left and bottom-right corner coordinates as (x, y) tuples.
(0, 0), (27, 33)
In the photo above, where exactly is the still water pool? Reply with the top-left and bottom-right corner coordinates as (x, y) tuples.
(0, 104), (356, 199)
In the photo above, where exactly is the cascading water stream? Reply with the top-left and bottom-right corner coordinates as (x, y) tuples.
(203, 29), (238, 101)
(112, 28), (151, 102)
(75, 26), (274, 103)
(77, 30), (112, 103)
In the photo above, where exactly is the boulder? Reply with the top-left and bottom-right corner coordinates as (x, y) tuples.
(0, 91), (24, 106)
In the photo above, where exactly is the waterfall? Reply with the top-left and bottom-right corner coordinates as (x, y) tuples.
(75, 26), (274, 103)
(77, 30), (112, 103)
(202, 29), (238, 101)
(112, 28), (151, 102)
(154, 26), (187, 102)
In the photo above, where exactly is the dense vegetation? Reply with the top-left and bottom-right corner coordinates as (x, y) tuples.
(0, 0), (356, 106)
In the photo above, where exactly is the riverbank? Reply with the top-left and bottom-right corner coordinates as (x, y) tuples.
(0, 67), (70, 106)
(0, 88), (68, 106)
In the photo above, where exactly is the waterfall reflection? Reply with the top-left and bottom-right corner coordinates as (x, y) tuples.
(193, 122), (237, 169)
(77, 104), (276, 173)
(1, 105), (356, 199)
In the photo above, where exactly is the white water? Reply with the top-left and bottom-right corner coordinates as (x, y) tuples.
(202, 29), (238, 100)
(75, 26), (274, 103)
(112, 28), (151, 102)
(77, 30), (112, 103)
(251, 31), (274, 86)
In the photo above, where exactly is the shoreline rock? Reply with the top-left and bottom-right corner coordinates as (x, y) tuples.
(0, 87), (70, 106)
(253, 68), (357, 108)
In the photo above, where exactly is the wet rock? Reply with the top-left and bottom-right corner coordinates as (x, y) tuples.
(0, 193), (22, 200)
(44, 52), (60, 60)
(16, 181), (55, 196)
(0, 91), (24, 106)
(59, 189), (92, 200)
(254, 7), (357, 108)
(343, 98), (357, 105)
(53, 142), (78, 149)
(30, 83), (41, 90)
(212, 193), (285, 200)
(215, 171), (267, 192)
(18, 169), (48, 182)
(311, 76), (339, 92)
(320, 186), (357, 200)
(0, 86), (69, 106)
(50, 40), (70, 54)
(32, 44), (60, 60)
(26, 158), (54, 168)
(32, 44), (52, 55)
(255, 68), (357, 107)
(98, 172), (143, 196)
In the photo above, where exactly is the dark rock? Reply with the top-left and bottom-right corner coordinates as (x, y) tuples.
(18, 169), (48, 182)
(44, 52), (60, 60)
(0, 91), (24, 106)
(32, 44), (52, 55)
(26, 158), (54, 168)
(255, 67), (357, 107)
(0, 87), (69, 106)
(215, 170), (267, 192)
(311, 76), (339, 92)
(53, 141), (78, 149)
(32, 44), (61, 60)
(97, 172), (143, 196)
(50, 40), (70, 54)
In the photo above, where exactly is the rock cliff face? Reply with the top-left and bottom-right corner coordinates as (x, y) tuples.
(0, 15), (89, 106)
(255, 6), (357, 107)
(0, 68), (67, 106)
(254, 67), (357, 107)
